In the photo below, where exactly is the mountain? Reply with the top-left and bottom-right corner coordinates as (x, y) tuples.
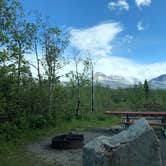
(149, 74), (166, 89)
(92, 72), (166, 89)
(150, 74), (166, 82)
(94, 72), (140, 89)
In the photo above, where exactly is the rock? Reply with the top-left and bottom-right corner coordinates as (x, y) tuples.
(83, 118), (163, 166)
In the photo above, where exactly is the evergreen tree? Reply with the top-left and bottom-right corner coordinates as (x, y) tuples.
(144, 79), (149, 100)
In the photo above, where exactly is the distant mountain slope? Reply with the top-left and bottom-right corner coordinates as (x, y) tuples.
(90, 72), (166, 89)
(94, 72), (140, 89)
(150, 74), (166, 82)
(149, 74), (166, 89)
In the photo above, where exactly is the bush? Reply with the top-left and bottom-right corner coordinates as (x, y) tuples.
(0, 122), (21, 141)
(29, 115), (48, 129)
(14, 116), (29, 130)
(96, 114), (107, 121)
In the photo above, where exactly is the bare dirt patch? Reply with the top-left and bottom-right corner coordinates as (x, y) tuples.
(27, 128), (166, 166)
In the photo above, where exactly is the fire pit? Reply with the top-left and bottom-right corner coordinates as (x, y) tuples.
(51, 132), (84, 149)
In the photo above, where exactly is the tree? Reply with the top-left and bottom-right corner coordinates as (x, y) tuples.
(0, 0), (21, 46)
(29, 12), (44, 89)
(73, 49), (81, 118)
(7, 13), (36, 108)
(40, 20), (68, 113)
(0, 0), (21, 67)
(144, 79), (149, 100)
(33, 30), (42, 89)
(86, 51), (95, 113)
(90, 60), (94, 113)
(128, 83), (145, 110)
(0, 0), (36, 112)
(66, 49), (91, 118)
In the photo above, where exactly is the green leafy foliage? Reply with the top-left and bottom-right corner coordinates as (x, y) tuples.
(1, 0), (166, 142)
(29, 115), (48, 129)
(0, 122), (21, 141)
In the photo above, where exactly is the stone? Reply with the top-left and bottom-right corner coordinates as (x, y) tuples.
(83, 118), (163, 166)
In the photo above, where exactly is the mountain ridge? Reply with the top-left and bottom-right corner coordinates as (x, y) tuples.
(149, 74), (166, 89)
(94, 72), (166, 89)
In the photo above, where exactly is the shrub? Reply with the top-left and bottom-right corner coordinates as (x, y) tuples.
(96, 114), (106, 121)
(29, 115), (48, 129)
(0, 122), (21, 141)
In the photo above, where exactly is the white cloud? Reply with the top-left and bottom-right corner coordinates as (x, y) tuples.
(69, 22), (166, 82)
(135, 0), (151, 7)
(137, 21), (144, 31)
(60, 55), (166, 82)
(70, 22), (123, 56)
(93, 55), (166, 82)
(108, 0), (129, 11)
(122, 34), (133, 43)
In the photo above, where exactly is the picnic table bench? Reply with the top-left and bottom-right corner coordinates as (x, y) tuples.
(104, 111), (166, 127)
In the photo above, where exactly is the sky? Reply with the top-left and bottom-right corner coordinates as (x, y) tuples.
(20, 0), (166, 81)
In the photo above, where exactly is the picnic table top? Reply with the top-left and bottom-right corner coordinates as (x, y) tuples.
(104, 111), (166, 116)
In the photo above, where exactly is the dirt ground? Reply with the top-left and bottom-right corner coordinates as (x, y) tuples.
(27, 128), (166, 166)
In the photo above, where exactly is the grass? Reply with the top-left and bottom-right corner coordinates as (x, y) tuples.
(0, 114), (119, 166)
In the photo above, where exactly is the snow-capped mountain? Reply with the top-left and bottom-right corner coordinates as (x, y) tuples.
(93, 72), (166, 89)
(149, 74), (166, 89)
(150, 74), (166, 82)
(94, 72), (140, 89)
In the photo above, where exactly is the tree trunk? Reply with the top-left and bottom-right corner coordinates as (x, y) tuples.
(75, 61), (80, 119)
(91, 67), (94, 112)
(34, 41), (43, 113)
(35, 41), (42, 88)
(17, 44), (22, 109)
(76, 78), (80, 119)
(48, 74), (53, 113)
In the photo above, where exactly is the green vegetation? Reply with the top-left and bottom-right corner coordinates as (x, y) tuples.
(0, 115), (118, 166)
(1, 0), (166, 141)
(1, 0), (166, 165)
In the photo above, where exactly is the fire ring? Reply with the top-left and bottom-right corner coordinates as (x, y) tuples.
(51, 132), (84, 149)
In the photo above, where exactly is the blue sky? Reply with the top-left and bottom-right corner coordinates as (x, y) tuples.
(20, 0), (166, 81)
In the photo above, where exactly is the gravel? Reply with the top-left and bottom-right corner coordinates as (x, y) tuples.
(27, 128), (166, 166)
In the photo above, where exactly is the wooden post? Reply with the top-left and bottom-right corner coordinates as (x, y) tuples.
(162, 116), (166, 132)
(126, 114), (130, 128)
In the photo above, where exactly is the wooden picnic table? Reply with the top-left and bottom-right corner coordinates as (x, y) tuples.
(104, 111), (166, 116)
(104, 111), (166, 127)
